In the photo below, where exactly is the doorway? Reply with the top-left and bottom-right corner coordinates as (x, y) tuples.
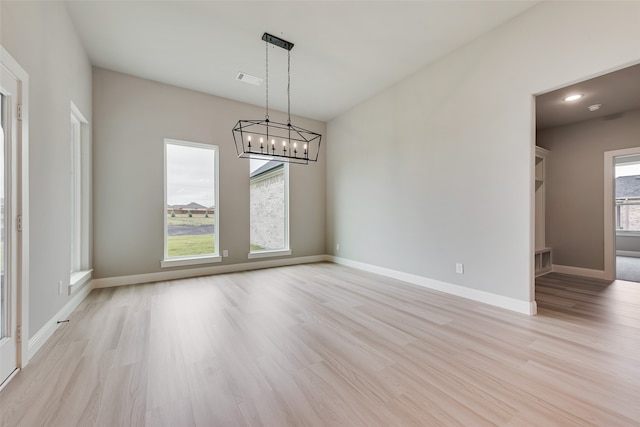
(534, 63), (640, 294)
(605, 150), (640, 283)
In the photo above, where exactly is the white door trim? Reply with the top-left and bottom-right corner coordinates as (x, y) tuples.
(604, 147), (640, 282)
(0, 45), (30, 371)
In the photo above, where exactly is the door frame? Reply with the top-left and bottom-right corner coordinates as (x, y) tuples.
(0, 45), (30, 378)
(604, 147), (640, 282)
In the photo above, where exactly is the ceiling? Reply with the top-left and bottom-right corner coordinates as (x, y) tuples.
(536, 63), (640, 130)
(64, 0), (538, 122)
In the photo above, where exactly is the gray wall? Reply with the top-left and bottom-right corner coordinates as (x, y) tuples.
(538, 108), (640, 269)
(93, 68), (326, 278)
(617, 235), (640, 254)
(0, 1), (93, 337)
(327, 1), (640, 303)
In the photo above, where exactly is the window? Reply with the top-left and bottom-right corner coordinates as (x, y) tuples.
(162, 139), (220, 267)
(69, 102), (91, 291)
(616, 199), (640, 232)
(249, 159), (290, 258)
(615, 161), (640, 232)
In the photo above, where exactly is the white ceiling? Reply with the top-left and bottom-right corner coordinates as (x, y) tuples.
(536, 63), (640, 130)
(65, 0), (538, 122)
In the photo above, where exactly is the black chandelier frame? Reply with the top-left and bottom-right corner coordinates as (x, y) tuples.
(232, 32), (321, 165)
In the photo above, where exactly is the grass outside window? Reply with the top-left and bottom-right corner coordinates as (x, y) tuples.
(167, 214), (215, 257)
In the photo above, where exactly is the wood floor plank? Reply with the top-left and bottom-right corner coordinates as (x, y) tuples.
(1, 265), (639, 426)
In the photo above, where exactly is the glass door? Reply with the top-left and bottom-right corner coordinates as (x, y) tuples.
(0, 94), (5, 351)
(0, 64), (18, 387)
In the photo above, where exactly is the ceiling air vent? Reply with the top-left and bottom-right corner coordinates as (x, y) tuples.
(236, 72), (263, 86)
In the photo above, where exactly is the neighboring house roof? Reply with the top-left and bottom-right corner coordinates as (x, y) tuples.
(250, 160), (283, 179)
(182, 202), (208, 210)
(616, 175), (640, 198)
(169, 202), (208, 210)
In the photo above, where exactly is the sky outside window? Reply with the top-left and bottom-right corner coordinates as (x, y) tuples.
(166, 143), (215, 206)
(615, 163), (640, 177)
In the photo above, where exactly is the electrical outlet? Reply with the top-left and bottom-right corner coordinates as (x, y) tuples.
(336, 243), (340, 251)
(57, 280), (63, 295)
(455, 263), (464, 274)
(223, 249), (229, 257)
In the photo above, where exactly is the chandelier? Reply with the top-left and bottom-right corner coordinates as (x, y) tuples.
(232, 33), (321, 165)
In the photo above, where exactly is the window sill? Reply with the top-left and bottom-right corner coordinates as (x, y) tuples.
(161, 255), (222, 268)
(69, 269), (93, 295)
(248, 249), (292, 260)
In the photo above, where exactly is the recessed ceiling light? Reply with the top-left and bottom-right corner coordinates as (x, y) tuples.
(588, 104), (602, 112)
(563, 94), (583, 102)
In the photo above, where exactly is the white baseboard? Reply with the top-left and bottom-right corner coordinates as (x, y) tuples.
(328, 256), (536, 315)
(616, 250), (640, 258)
(552, 264), (609, 280)
(28, 280), (93, 360)
(91, 255), (327, 289)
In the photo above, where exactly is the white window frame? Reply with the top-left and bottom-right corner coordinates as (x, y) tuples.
(161, 138), (221, 268)
(69, 102), (92, 293)
(248, 161), (291, 259)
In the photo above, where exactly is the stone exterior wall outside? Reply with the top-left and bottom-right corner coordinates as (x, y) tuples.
(250, 170), (285, 249)
(618, 203), (640, 231)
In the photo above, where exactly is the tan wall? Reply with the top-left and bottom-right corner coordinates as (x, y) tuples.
(93, 68), (326, 278)
(1, 1), (93, 338)
(537, 108), (640, 270)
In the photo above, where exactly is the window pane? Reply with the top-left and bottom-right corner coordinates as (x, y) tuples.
(70, 115), (81, 273)
(166, 142), (216, 257)
(616, 203), (640, 231)
(250, 159), (287, 251)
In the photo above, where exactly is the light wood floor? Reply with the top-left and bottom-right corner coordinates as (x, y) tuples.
(1, 263), (639, 426)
